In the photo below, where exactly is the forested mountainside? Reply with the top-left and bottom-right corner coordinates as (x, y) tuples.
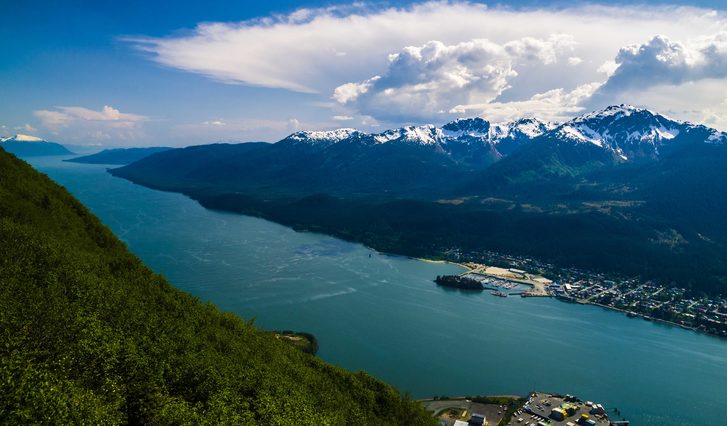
(0, 147), (433, 425)
(111, 106), (727, 295)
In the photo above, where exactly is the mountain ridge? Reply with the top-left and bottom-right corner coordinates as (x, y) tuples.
(109, 105), (727, 294)
(279, 105), (725, 161)
(0, 134), (73, 156)
(66, 146), (173, 165)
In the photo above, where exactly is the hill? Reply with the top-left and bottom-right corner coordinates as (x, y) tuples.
(0, 134), (73, 156)
(66, 147), (173, 165)
(0, 146), (434, 425)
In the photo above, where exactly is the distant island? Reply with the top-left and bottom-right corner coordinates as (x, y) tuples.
(66, 146), (173, 165)
(0, 134), (73, 156)
(435, 275), (484, 290)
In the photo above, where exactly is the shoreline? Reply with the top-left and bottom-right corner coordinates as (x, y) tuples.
(414, 257), (471, 271)
(586, 301), (702, 333)
(418, 255), (723, 339)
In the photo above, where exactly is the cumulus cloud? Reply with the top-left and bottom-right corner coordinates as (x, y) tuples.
(583, 32), (727, 118)
(34, 105), (149, 142)
(333, 39), (523, 121)
(452, 82), (603, 123)
(128, 3), (727, 94)
(598, 33), (727, 94)
(127, 2), (727, 128)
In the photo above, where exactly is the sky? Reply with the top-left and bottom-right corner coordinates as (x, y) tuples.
(2, 0), (727, 146)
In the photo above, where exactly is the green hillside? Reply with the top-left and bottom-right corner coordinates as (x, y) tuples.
(0, 148), (434, 425)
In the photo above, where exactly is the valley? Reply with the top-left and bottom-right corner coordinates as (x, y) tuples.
(26, 156), (727, 426)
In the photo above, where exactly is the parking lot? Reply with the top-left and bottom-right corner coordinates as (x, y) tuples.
(506, 392), (611, 426)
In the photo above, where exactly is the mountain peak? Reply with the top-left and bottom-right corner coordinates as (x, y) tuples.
(442, 117), (491, 135)
(286, 128), (361, 144)
(1, 134), (46, 143)
(578, 104), (657, 121)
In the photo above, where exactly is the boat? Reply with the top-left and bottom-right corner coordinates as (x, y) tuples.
(491, 291), (508, 297)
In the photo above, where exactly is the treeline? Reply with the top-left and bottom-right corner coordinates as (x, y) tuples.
(0, 148), (435, 425)
(193, 192), (727, 296)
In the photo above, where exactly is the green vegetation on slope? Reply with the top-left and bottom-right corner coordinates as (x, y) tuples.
(0, 148), (434, 425)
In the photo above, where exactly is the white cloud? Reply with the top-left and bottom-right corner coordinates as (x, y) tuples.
(503, 34), (576, 65)
(597, 60), (619, 77)
(128, 3), (727, 94)
(333, 76), (380, 104)
(127, 2), (727, 128)
(451, 82), (603, 123)
(334, 39), (533, 121)
(34, 105), (149, 142)
(592, 33), (727, 99)
(332, 115), (354, 121)
(14, 123), (37, 133)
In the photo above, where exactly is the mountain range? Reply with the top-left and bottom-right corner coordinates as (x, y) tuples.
(0, 134), (74, 156)
(111, 105), (727, 294)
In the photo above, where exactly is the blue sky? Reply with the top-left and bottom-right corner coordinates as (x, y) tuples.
(3, 0), (727, 146)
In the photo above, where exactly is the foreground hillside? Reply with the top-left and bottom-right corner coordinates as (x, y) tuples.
(0, 147), (434, 425)
(111, 106), (727, 295)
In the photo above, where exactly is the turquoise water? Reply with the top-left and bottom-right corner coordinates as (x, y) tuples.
(29, 157), (727, 425)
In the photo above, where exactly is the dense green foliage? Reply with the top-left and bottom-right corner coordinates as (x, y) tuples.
(469, 396), (526, 426)
(0, 148), (435, 425)
(434, 275), (484, 291)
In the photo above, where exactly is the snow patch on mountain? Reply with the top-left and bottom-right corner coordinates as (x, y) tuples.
(288, 128), (359, 143)
(1, 134), (46, 142)
(281, 105), (725, 160)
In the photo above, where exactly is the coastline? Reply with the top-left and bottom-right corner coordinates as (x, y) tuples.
(419, 255), (720, 338)
(586, 301), (702, 334)
(414, 257), (471, 272)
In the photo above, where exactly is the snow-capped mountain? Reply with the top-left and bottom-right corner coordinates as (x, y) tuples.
(280, 116), (559, 169)
(1, 134), (73, 157)
(0, 134), (47, 143)
(281, 105), (725, 164)
(546, 105), (726, 160)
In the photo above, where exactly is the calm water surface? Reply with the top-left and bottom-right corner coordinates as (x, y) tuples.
(30, 156), (727, 426)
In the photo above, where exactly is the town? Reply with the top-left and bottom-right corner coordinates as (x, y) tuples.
(441, 249), (727, 339)
(424, 391), (629, 426)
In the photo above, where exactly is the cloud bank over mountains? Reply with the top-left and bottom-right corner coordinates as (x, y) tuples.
(126, 1), (727, 131)
(34, 105), (149, 142)
(16, 2), (725, 145)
